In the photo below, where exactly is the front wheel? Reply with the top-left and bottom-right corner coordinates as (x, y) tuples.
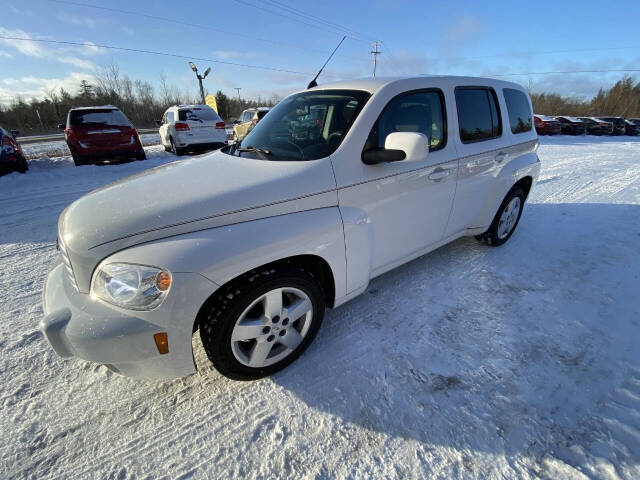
(198, 265), (325, 380)
(476, 187), (525, 246)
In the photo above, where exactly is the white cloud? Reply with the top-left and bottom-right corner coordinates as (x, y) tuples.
(0, 72), (98, 104)
(213, 50), (258, 59)
(0, 27), (101, 71)
(441, 16), (485, 55)
(0, 51), (14, 59)
(55, 13), (98, 29)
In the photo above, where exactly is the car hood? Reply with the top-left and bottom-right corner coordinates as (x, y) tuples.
(59, 150), (338, 292)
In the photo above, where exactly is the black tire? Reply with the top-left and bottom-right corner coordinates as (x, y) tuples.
(72, 153), (89, 166)
(135, 147), (146, 160)
(16, 156), (28, 173)
(198, 264), (325, 380)
(476, 186), (525, 247)
(170, 137), (185, 156)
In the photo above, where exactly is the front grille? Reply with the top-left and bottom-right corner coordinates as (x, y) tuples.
(58, 237), (78, 291)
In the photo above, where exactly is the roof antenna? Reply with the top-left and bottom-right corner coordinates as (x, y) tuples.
(307, 35), (346, 89)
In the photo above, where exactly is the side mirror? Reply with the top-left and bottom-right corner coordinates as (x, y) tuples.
(362, 132), (429, 165)
(58, 123), (66, 130)
(10, 130), (19, 137)
(155, 120), (162, 126)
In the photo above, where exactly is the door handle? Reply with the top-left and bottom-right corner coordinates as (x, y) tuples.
(495, 152), (508, 163)
(428, 168), (451, 181)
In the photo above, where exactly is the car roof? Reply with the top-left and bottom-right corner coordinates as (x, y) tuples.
(69, 105), (119, 111)
(307, 75), (527, 94)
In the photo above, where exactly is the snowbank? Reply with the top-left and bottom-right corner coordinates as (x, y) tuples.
(0, 137), (639, 479)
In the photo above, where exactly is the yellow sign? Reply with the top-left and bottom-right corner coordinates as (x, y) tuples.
(205, 94), (218, 113)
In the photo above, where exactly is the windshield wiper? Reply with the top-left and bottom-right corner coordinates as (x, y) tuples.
(236, 146), (272, 160)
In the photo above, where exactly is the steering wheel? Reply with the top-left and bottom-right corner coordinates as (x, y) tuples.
(274, 139), (304, 159)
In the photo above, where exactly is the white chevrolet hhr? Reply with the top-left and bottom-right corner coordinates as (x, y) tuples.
(42, 76), (540, 381)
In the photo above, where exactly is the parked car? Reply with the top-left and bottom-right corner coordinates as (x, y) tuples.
(533, 114), (561, 135)
(624, 119), (639, 136)
(578, 117), (614, 135)
(158, 104), (226, 156)
(59, 106), (145, 166)
(0, 126), (28, 176)
(232, 107), (271, 142)
(595, 116), (626, 135)
(556, 116), (586, 135)
(41, 76), (540, 381)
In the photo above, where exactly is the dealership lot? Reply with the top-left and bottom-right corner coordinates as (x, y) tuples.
(1, 136), (639, 479)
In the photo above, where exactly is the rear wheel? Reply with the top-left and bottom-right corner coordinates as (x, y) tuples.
(476, 187), (525, 247)
(170, 137), (185, 156)
(135, 147), (146, 160)
(16, 156), (28, 173)
(198, 265), (325, 380)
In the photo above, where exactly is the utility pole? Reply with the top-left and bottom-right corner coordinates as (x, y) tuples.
(188, 62), (211, 104)
(371, 41), (382, 77)
(234, 87), (242, 106)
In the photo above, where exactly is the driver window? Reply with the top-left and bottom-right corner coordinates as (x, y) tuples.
(365, 90), (446, 152)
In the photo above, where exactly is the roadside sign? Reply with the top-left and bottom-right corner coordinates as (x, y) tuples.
(205, 94), (218, 113)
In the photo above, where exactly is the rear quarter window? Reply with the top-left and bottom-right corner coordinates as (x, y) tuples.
(455, 87), (502, 143)
(503, 88), (533, 134)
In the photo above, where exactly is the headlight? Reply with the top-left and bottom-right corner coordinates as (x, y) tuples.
(91, 263), (172, 310)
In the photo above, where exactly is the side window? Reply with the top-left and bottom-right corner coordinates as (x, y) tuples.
(503, 88), (532, 134)
(166, 111), (174, 123)
(455, 87), (502, 143)
(365, 90), (446, 152)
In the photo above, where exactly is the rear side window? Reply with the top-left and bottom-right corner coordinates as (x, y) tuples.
(503, 88), (532, 134)
(455, 87), (502, 143)
(69, 109), (130, 127)
(365, 90), (446, 151)
(178, 107), (220, 122)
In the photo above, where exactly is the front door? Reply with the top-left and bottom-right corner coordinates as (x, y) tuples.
(337, 89), (458, 282)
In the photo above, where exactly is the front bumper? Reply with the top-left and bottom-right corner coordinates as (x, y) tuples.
(41, 262), (216, 380)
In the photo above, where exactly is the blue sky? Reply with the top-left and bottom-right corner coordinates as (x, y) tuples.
(1, 0), (639, 104)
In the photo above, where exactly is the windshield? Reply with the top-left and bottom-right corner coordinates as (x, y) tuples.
(178, 107), (220, 122)
(69, 109), (131, 127)
(227, 89), (370, 161)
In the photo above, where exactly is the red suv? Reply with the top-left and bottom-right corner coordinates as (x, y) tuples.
(59, 106), (146, 166)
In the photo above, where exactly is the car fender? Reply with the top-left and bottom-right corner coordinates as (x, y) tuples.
(109, 207), (348, 307)
(474, 150), (540, 230)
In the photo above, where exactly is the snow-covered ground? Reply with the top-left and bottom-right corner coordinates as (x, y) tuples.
(1, 136), (639, 479)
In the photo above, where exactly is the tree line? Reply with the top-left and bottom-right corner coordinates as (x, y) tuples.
(1, 67), (639, 135)
(0, 64), (282, 135)
(530, 77), (640, 117)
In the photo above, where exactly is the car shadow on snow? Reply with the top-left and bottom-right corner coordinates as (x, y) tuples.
(255, 202), (640, 456)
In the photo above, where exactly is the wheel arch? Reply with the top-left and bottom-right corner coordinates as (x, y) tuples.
(193, 254), (336, 333)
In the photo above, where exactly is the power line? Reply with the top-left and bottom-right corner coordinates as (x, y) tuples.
(262, 0), (377, 42)
(45, 0), (370, 64)
(231, 0), (371, 43)
(484, 69), (640, 77)
(0, 35), (319, 76)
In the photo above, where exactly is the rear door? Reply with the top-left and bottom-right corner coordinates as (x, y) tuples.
(178, 107), (224, 143)
(445, 86), (511, 235)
